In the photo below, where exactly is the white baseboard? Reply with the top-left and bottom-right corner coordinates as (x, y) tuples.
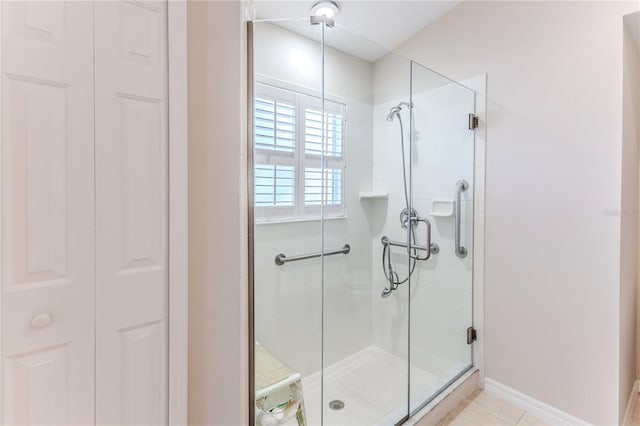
(484, 378), (590, 425)
(623, 380), (640, 426)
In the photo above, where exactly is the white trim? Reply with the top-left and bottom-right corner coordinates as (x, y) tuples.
(168, 1), (189, 425)
(484, 378), (591, 425)
(623, 380), (640, 425)
(255, 73), (347, 106)
(0, 1), (4, 421)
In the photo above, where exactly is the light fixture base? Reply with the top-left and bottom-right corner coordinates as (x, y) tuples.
(310, 1), (339, 20)
(310, 15), (335, 28)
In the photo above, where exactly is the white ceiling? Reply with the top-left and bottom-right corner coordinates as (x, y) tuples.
(253, 0), (459, 62)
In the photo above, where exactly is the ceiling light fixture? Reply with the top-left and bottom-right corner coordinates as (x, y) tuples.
(310, 1), (339, 19)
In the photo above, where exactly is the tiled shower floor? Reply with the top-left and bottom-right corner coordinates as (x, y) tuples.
(285, 345), (462, 426)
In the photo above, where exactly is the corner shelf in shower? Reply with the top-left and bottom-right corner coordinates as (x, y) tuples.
(358, 192), (389, 200)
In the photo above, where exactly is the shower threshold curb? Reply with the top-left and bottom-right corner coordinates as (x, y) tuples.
(404, 368), (480, 425)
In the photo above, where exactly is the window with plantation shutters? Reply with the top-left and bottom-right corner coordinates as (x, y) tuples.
(254, 82), (346, 222)
(254, 97), (295, 152)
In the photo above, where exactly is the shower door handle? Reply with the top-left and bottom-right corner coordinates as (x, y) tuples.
(413, 217), (436, 261)
(455, 180), (469, 258)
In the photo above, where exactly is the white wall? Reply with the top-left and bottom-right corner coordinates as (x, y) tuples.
(396, 2), (640, 424)
(252, 23), (375, 375)
(187, 2), (248, 425)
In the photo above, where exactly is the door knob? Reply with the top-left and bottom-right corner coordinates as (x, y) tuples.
(30, 313), (53, 329)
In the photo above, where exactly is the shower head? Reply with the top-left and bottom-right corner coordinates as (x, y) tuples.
(386, 106), (401, 122)
(385, 102), (412, 122)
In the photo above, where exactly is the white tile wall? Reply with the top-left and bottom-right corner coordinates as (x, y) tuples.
(253, 23), (376, 376)
(371, 77), (479, 412)
(253, 100), (375, 375)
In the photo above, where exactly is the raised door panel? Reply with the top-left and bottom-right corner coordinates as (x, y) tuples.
(1, 2), (95, 424)
(119, 322), (165, 426)
(94, 1), (169, 424)
(4, 345), (70, 425)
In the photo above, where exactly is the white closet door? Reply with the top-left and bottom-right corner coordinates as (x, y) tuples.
(94, 1), (169, 425)
(1, 2), (95, 425)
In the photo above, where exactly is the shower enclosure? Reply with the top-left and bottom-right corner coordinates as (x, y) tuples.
(249, 16), (479, 426)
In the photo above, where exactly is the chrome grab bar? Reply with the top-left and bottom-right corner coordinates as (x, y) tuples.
(381, 217), (440, 261)
(455, 180), (468, 258)
(413, 217), (433, 261)
(274, 244), (351, 266)
(381, 236), (430, 252)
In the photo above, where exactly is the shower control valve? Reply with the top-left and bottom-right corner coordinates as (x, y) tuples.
(399, 207), (419, 229)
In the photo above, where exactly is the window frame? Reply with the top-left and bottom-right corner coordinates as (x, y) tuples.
(253, 81), (347, 223)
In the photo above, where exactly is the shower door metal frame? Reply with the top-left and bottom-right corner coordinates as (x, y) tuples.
(247, 20), (256, 426)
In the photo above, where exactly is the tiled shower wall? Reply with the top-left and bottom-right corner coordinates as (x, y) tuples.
(371, 65), (477, 386)
(252, 23), (375, 376)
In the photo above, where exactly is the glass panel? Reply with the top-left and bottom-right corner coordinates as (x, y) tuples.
(408, 61), (476, 414)
(252, 19), (323, 426)
(322, 23), (412, 425)
(304, 168), (341, 206)
(252, 16), (476, 426)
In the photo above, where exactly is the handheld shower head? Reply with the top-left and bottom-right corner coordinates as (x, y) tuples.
(386, 106), (401, 122)
(385, 102), (412, 122)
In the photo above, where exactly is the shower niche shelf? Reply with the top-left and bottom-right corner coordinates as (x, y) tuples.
(430, 200), (454, 217)
(358, 192), (389, 200)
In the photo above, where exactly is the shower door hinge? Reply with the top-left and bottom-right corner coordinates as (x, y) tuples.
(468, 113), (479, 130)
(466, 327), (477, 345)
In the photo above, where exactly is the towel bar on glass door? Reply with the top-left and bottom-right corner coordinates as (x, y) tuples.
(274, 244), (351, 266)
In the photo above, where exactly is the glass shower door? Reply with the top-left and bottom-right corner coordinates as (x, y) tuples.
(251, 17), (478, 425)
(320, 24), (412, 425)
(252, 19), (324, 426)
(408, 61), (476, 413)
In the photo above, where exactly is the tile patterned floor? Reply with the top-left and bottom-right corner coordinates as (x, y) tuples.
(631, 393), (640, 426)
(439, 390), (549, 426)
(441, 389), (640, 426)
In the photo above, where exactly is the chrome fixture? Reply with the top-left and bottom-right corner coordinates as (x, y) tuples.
(328, 400), (345, 410)
(386, 101), (412, 122)
(468, 113), (479, 130)
(275, 244), (350, 265)
(381, 236), (439, 258)
(399, 207), (418, 229)
(381, 101), (437, 298)
(311, 1), (339, 18)
(310, 1), (339, 27)
(455, 180), (468, 258)
(386, 101), (412, 213)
